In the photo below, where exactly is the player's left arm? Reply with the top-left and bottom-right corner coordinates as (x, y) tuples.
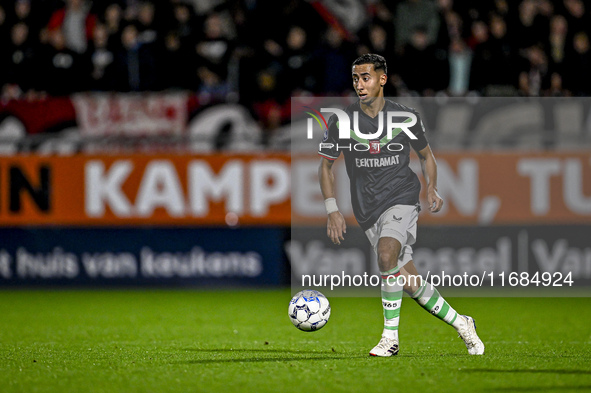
(415, 144), (444, 213)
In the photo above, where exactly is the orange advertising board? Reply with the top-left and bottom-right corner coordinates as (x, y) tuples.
(415, 151), (591, 225)
(0, 152), (590, 226)
(0, 154), (291, 226)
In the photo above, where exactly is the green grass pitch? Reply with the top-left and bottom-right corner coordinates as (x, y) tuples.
(0, 289), (590, 393)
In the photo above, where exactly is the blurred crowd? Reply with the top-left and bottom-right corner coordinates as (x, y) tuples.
(1, 0), (590, 130)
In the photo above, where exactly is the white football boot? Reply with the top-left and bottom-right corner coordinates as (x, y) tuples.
(369, 336), (399, 357)
(456, 315), (485, 355)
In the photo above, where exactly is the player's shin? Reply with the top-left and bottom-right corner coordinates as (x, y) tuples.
(410, 276), (463, 329)
(411, 276), (485, 354)
(381, 266), (403, 341)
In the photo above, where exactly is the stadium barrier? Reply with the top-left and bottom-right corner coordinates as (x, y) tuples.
(0, 152), (589, 288)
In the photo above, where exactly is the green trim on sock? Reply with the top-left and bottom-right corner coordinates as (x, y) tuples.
(424, 289), (441, 311)
(449, 312), (458, 325)
(381, 266), (400, 275)
(381, 271), (403, 333)
(382, 291), (403, 301)
(411, 280), (427, 299)
(436, 301), (450, 319)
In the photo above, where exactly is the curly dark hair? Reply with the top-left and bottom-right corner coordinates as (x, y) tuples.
(352, 53), (387, 74)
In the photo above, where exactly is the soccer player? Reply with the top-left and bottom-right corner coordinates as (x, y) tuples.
(317, 53), (485, 356)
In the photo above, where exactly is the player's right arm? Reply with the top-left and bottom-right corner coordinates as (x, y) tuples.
(318, 157), (347, 245)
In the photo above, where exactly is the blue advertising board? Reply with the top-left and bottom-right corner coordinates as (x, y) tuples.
(0, 227), (286, 287)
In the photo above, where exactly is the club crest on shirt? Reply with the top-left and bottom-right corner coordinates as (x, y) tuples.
(369, 140), (380, 154)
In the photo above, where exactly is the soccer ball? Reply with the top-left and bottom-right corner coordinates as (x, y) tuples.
(288, 289), (331, 331)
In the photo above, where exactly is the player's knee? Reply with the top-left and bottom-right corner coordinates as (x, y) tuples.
(377, 241), (401, 272)
(377, 251), (397, 272)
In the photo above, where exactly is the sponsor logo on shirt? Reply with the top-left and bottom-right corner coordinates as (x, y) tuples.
(355, 155), (400, 168)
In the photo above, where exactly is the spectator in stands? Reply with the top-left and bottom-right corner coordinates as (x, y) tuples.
(493, 0), (510, 18)
(518, 45), (551, 96)
(395, 0), (440, 54)
(102, 3), (123, 50)
(111, 22), (157, 91)
(561, 0), (589, 40)
(491, 14), (517, 76)
(472, 14), (518, 95)
(358, 22), (395, 60)
(11, 0), (41, 40)
(468, 20), (492, 93)
(533, 0), (554, 40)
(4, 0), (591, 107)
(136, 1), (159, 47)
(435, 0), (467, 95)
(197, 65), (231, 102)
(195, 12), (235, 83)
(277, 25), (315, 97)
(448, 36), (471, 96)
(2, 22), (37, 95)
(434, 0), (454, 48)
(0, 8), (6, 42)
(312, 26), (357, 96)
(0, 5), (9, 49)
(159, 30), (197, 90)
(234, 0), (324, 107)
(544, 71), (569, 97)
(13, 0), (31, 22)
(400, 27), (449, 95)
(366, 0), (395, 28)
(451, 0), (490, 26)
(510, 0), (548, 50)
(122, 0), (142, 21)
(249, 66), (292, 146)
(546, 14), (568, 75)
(86, 23), (115, 91)
(439, 2), (464, 45)
(563, 31), (591, 96)
(171, 2), (199, 49)
(39, 29), (89, 95)
(537, 0), (555, 20)
(47, 0), (97, 54)
(466, 18), (489, 49)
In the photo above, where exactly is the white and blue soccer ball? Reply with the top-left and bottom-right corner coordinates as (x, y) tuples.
(288, 289), (331, 331)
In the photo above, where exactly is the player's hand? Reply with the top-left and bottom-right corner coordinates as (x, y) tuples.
(427, 187), (443, 213)
(327, 211), (347, 245)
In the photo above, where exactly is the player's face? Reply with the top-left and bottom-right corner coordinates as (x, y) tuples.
(352, 64), (386, 104)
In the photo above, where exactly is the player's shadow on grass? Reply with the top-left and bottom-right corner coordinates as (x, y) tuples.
(462, 368), (591, 375)
(463, 369), (591, 392)
(483, 385), (591, 392)
(177, 355), (357, 365)
(183, 348), (339, 355)
(178, 348), (367, 364)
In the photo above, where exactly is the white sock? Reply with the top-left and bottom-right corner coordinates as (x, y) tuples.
(383, 327), (399, 341)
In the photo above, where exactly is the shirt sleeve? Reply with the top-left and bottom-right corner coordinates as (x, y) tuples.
(409, 112), (429, 151)
(317, 114), (341, 160)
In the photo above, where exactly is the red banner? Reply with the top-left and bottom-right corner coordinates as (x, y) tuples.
(72, 93), (188, 136)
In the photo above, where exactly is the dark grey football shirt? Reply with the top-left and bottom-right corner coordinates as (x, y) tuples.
(318, 99), (428, 231)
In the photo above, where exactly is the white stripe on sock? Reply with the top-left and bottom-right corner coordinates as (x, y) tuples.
(430, 296), (445, 315)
